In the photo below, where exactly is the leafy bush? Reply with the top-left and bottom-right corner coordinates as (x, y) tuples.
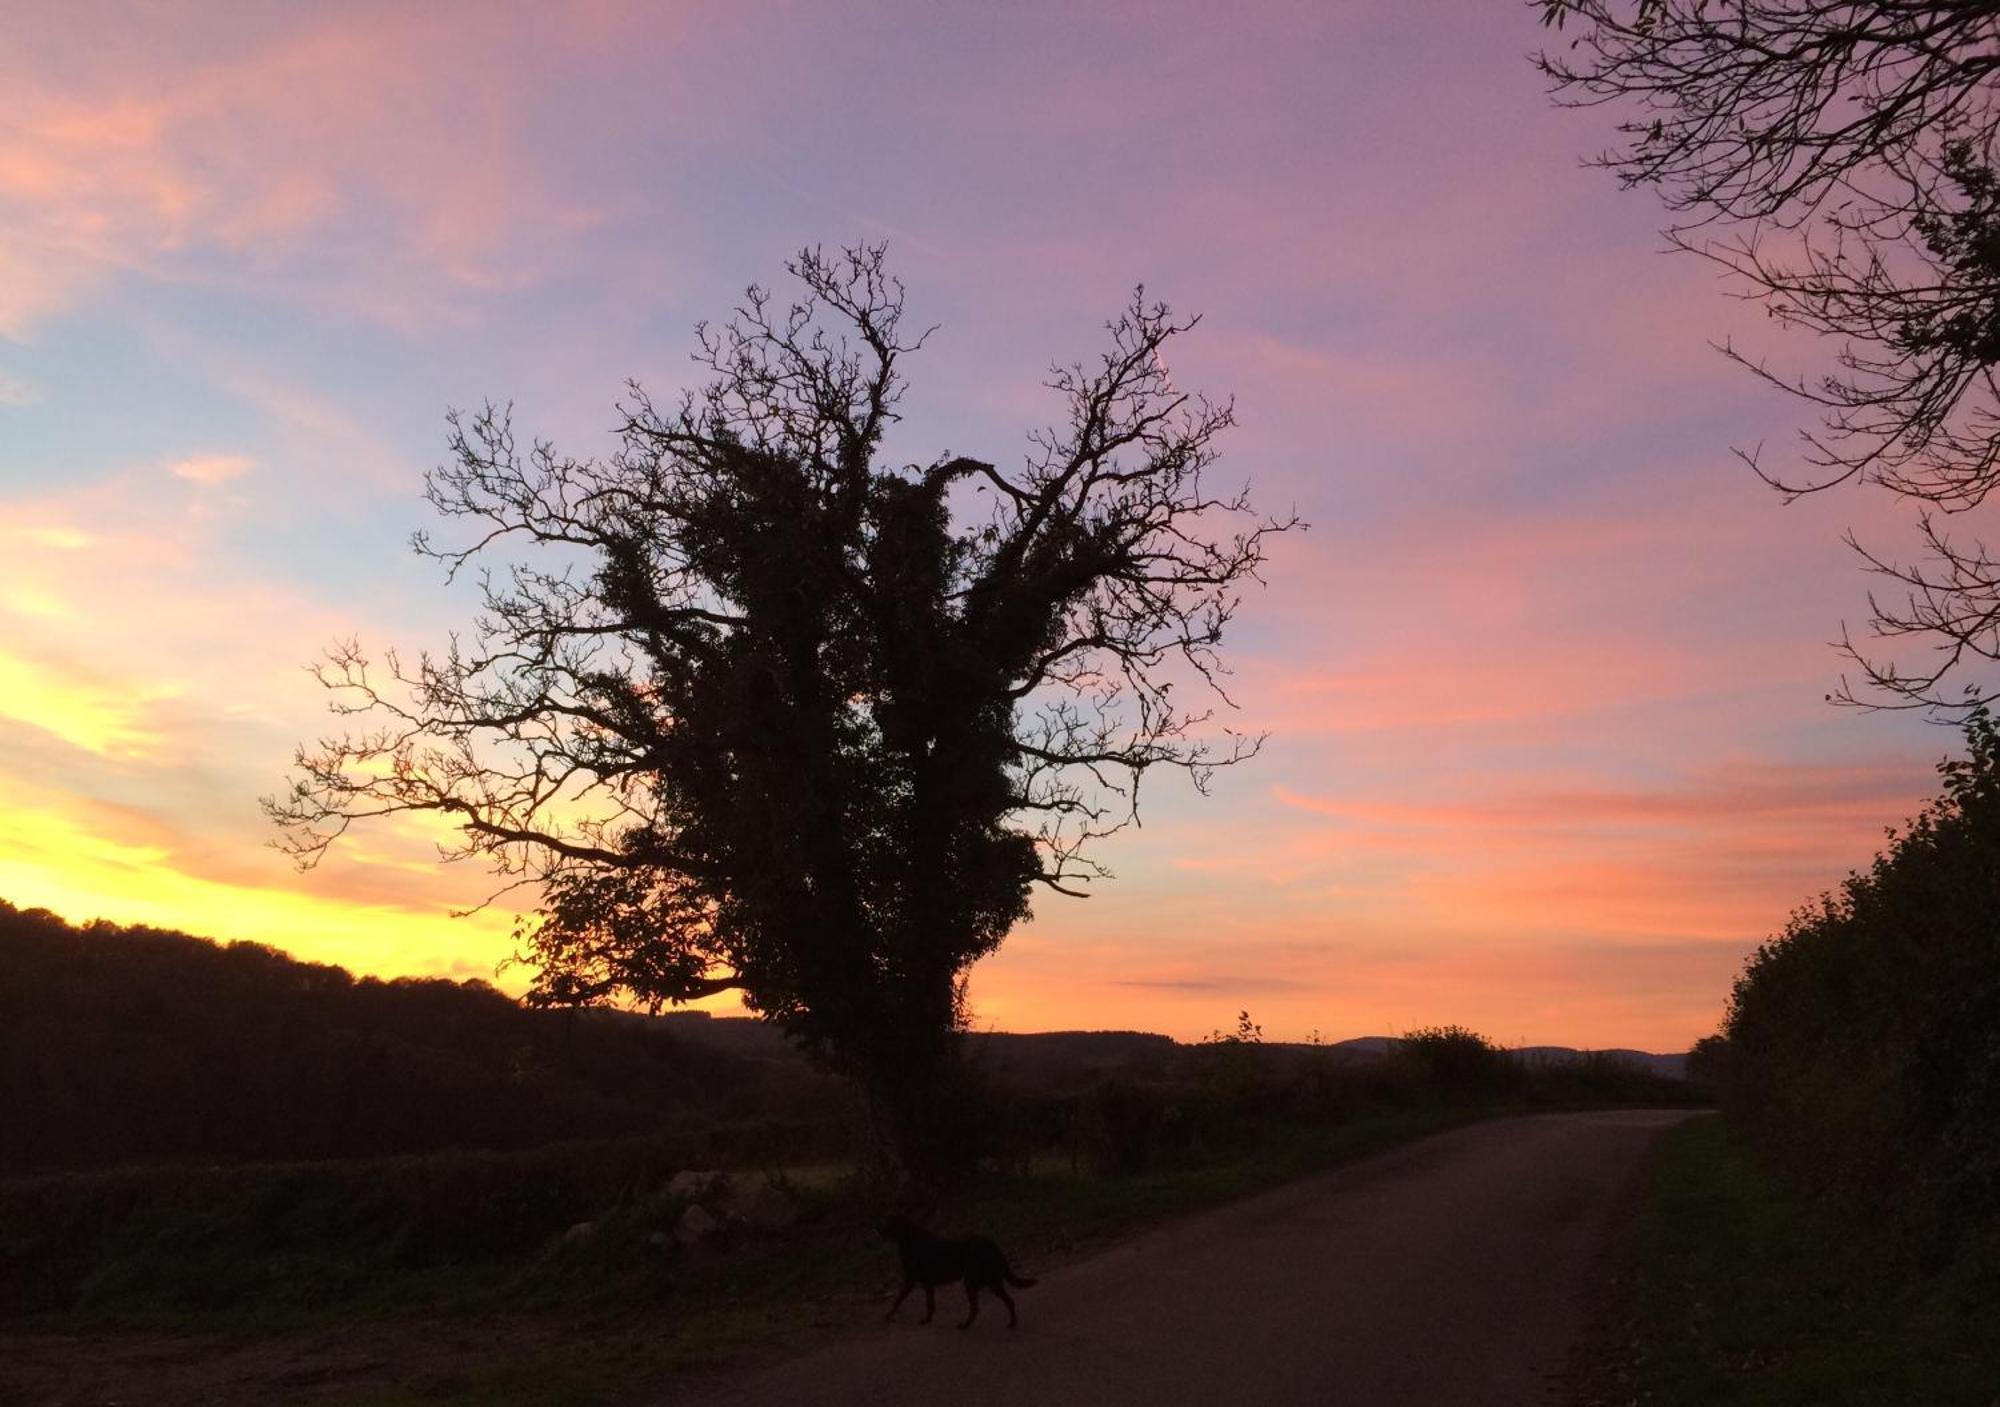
(1721, 708), (2000, 1250)
(1525, 1049), (1700, 1108)
(1069, 1078), (1169, 1176)
(1394, 1025), (1522, 1102)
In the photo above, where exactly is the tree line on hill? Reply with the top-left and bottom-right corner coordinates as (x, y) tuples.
(0, 902), (1705, 1319)
(0, 900), (1697, 1181)
(0, 902), (848, 1175)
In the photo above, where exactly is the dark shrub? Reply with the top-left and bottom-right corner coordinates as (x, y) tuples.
(1072, 1078), (1166, 1176)
(1722, 709), (2000, 1249)
(1395, 1026), (1519, 1102)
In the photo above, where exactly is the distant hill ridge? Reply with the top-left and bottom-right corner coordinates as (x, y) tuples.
(651, 1011), (1690, 1078)
(1316, 1035), (1687, 1080)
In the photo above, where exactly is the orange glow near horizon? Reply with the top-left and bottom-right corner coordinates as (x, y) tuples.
(0, 2), (1959, 1054)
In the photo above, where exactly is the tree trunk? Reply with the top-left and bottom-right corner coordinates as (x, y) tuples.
(859, 1040), (986, 1191)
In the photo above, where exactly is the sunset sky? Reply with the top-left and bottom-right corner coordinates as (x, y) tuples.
(0, 1), (1960, 1052)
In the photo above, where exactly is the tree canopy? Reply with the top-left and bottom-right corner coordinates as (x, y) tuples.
(269, 246), (1296, 1169)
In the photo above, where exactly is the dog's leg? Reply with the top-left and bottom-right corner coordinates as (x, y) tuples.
(993, 1283), (1017, 1329)
(886, 1279), (915, 1321)
(958, 1282), (980, 1329)
(920, 1284), (936, 1324)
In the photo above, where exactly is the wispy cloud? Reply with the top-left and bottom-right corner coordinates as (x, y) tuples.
(169, 453), (253, 484)
(0, 5), (643, 335)
(1270, 757), (1928, 834)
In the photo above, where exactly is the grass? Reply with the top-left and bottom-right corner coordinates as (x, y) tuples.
(1, 1106), (1479, 1407)
(948, 1106), (1475, 1258)
(1619, 1115), (2000, 1406)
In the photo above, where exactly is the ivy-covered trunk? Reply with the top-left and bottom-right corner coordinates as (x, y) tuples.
(858, 1047), (986, 1190)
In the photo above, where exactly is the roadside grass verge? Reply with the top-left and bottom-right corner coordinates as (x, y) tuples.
(3, 1107), (1480, 1407)
(1623, 1115), (2000, 1406)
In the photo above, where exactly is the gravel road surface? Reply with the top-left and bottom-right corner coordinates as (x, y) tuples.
(688, 1109), (1691, 1407)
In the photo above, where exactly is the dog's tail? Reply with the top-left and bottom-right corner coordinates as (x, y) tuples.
(1003, 1259), (1037, 1289)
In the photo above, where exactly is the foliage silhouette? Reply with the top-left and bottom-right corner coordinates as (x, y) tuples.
(1394, 1024), (1521, 1102)
(1540, 2), (2000, 711)
(1717, 707), (2000, 1249)
(268, 245), (1296, 1178)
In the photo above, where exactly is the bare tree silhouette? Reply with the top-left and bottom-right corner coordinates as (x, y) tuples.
(268, 245), (1298, 1176)
(1540, 1), (2000, 710)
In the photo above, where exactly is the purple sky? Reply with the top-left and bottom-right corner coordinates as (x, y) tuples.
(0, 1), (1954, 1049)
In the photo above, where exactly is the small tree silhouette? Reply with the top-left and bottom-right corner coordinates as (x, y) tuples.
(1198, 1009), (1269, 1116)
(1202, 1010), (1264, 1047)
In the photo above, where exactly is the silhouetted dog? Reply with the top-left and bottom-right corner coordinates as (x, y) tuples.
(880, 1214), (1037, 1329)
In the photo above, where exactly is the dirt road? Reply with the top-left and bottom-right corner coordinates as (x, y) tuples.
(688, 1109), (1691, 1407)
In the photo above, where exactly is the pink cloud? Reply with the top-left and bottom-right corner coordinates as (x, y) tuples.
(1271, 756), (1928, 833)
(0, 4), (662, 335)
(169, 453), (253, 484)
